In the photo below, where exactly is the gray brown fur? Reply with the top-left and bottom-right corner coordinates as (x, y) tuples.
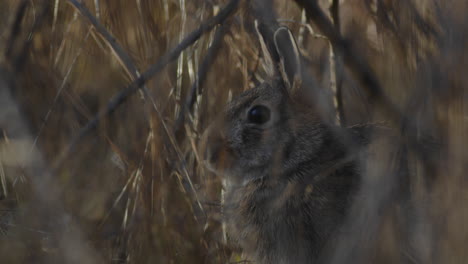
(200, 27), (370, 263)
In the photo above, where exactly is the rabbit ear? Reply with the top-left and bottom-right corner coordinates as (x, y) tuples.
(255, 20), (276, 78)
(273, 27), (302, 93)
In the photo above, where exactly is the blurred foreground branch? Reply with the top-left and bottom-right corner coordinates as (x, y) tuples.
(6, 0), (48, 74)
(292, 1), (440, 263)
(294, 0), (398, 117)
(0, 70), (102, 263)
(293, 0), (437, 171)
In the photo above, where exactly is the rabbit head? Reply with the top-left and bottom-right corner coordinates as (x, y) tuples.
(201, 27), (327, 186)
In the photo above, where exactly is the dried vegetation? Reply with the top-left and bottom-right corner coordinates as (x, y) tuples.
(0, 0), (467, 263)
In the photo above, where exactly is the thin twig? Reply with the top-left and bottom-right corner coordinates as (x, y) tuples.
(55, 0), (240, 167)
(67, 0), (140, 78)
(329, 0), (346, 126)
(53, 0), (241, 218)
(174, 23), (228, 134)
(293, 0), (437, 166)
(65, 0), (240, 220)
(20, 28), (92, 185)
(295, 0), (398, 115)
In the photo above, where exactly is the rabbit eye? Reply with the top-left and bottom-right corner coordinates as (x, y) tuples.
(247, 105), (271, 124)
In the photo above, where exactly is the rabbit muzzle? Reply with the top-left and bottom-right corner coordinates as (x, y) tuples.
(199, 123), (233, 176)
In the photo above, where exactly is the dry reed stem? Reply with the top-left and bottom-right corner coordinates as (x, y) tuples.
(54, 0), (241, 170)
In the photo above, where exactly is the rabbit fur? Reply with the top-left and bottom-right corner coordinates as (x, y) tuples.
(201, 27), (371, 264)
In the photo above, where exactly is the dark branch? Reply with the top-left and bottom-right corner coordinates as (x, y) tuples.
(5, 0), (28, 60)
(52, 0), (241, 169)
(67, 0), (140, 78)
(293, 0), (437, 168)
(174, 23), (229, 134)
(292, 2), (440, 263)
(330, 0), (341, 34)
(8, 1), (49, 74)
(295, 0), (394, 108)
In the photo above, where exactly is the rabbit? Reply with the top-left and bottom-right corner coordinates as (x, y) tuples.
(200, 26), (372, 264)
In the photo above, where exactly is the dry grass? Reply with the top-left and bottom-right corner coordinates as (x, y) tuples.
(0, 0), (467, 263)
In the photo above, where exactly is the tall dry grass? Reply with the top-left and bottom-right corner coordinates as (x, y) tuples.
(0, 0), (467, 263)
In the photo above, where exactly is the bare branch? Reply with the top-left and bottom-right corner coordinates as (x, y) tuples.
(63, 0), (240, 221)
(55, 0), (240, 168)
(67, 0), (140, 78)
(295, 0), (397, 113)
(7, 0), (49, 74)
(174, 23), (228, 134)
